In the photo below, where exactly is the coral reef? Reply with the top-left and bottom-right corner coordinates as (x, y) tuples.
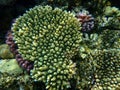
(0, 72), (16, 89)
(85, 0), (111, 16)
(45, 0), (82, 9)
(78, 33), (101, 59)
(75, 28), (120, 89)
(79, 29), (120, 52)
(11, 5), (82, 90)
(0, 0), (120, 90)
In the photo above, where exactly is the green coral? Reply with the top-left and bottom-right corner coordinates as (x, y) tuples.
(76, 55), (95, 89)
(75, 29), (120, 89)
(0, 71), (32, 89)
(0, 44), (14, 59)
(0, 59), (31, 90)
(0, 72), (16, 89)
(99, 30), (120, 49)
(0, 59), (23, 75)
(6, 1), (120, 90)
(104, 6), (120, 16)
(12, 5), (82, 90)
(76, 49), (120, 90)
(77, 33), (101, 59)
(79, 29), (120, 54)
(97, 6), (120, 29)
(91, 49), (120, 90)
(46, 0), (82, 9)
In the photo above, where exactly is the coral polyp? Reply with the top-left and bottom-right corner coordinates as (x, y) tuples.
(11, 5), (82, 90)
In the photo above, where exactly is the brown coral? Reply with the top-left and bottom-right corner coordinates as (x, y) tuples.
(76, 10), (94, 32)
(6, 31), (33, 72)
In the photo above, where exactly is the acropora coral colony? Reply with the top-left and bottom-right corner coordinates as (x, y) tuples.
(0, 0), (120, 90)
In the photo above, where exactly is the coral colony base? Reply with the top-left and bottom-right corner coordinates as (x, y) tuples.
(0, 0), (120, 90)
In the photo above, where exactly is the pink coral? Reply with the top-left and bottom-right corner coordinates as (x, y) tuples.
(6, 31), (33, 73)
(76, 10), (94, 32)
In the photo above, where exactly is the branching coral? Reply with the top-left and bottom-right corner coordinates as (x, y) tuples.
(75, 55), (95, 89)
(0, 72), (16, 89)
(97, 6), (120, 30)
(75, 28), (120, 89)
(11, 5), (82, 90)
(90, 49), (120, 90)
(79, 29), (120, 55)
(76, 49), (120, 90)
(99, 30), (120, 49)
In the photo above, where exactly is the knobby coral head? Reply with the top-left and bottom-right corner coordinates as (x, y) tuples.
(11, 5), (82, 90)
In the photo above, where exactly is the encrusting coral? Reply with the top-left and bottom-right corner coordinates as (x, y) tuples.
(0, 59), (23, 88)
(0, 44), (14, 59)
(11, 5), (82, 90)
(0, 59), (23, 74)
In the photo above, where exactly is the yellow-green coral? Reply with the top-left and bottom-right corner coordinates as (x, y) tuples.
(0, 59), (25, 89)
(0, 71), (32, 89)
(0, 72), (16, 88)
(97, 6), (120, 29)
(12, 5), (82, 90)
(76, 49), (120, 90)
(76, 57), (95, 89)
(104, 6), (120, 16)
(79, 30), (120, 54)
(91, 49), (120, 90)
(99, 30), (120, 49)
